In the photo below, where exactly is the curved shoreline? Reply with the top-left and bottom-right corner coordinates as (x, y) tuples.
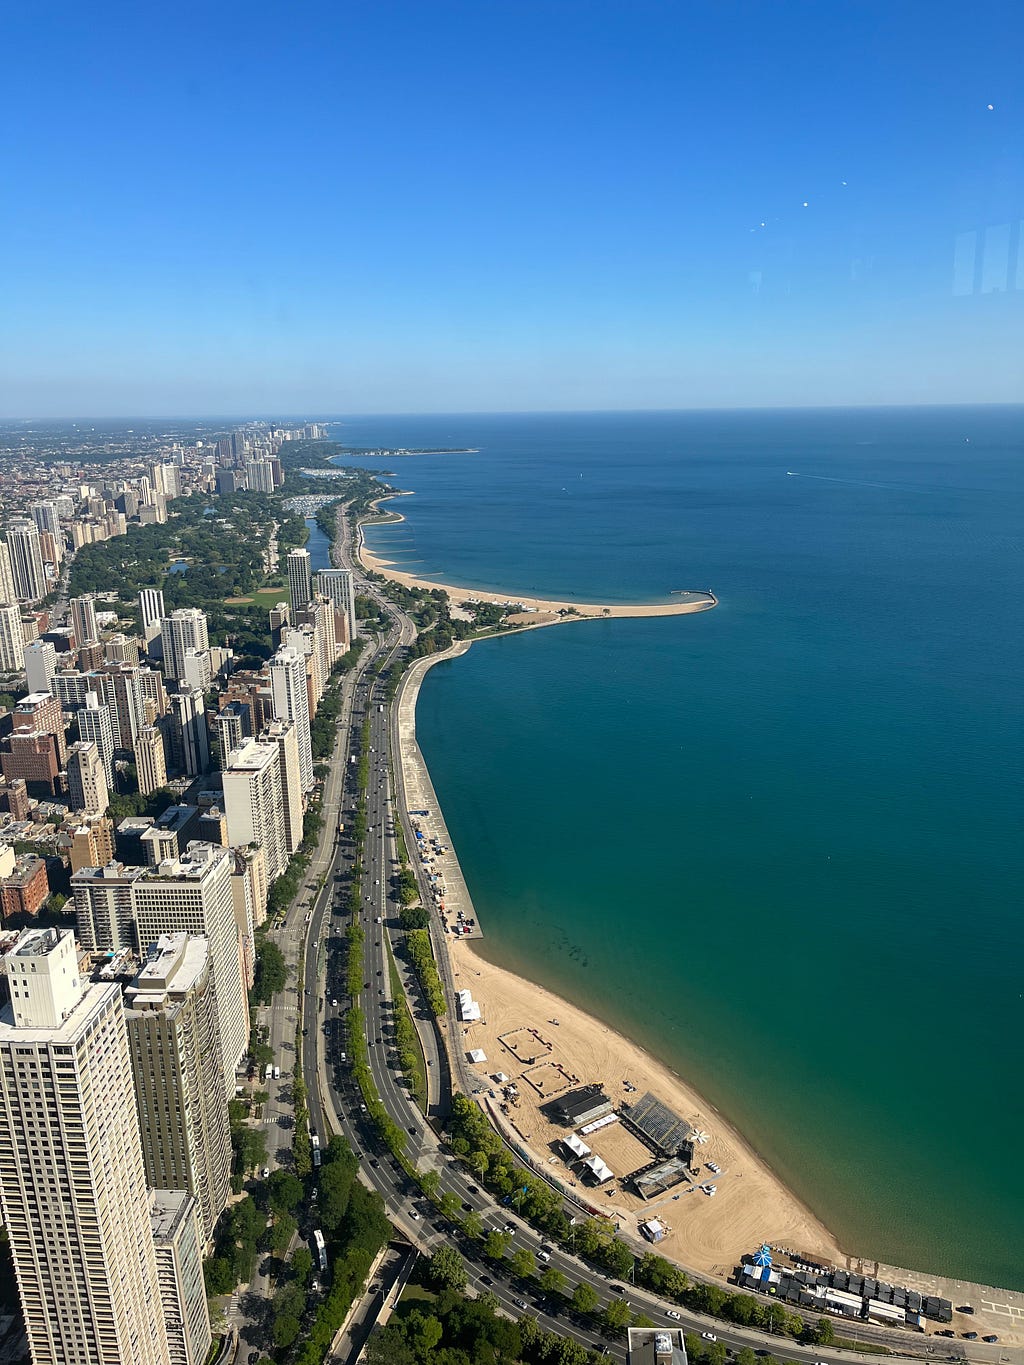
(395, 634), (845, 1279)
(358, 497), (717, 623)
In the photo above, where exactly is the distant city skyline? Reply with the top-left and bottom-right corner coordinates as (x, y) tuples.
(1, 0), (1021, 416)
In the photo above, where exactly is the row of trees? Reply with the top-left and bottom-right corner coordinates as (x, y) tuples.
(445, 1096), (824, 1343)
(405, 929), (447, 1017)
(387, 947), (428, 1109)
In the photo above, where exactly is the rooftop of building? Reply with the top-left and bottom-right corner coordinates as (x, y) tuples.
(71, 860), (146, 884)
(627, 1328), (688, 1365)
(149, 1188), (195, 1242)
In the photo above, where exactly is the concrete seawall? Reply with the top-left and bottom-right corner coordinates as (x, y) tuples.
(393, 639), (484, 940)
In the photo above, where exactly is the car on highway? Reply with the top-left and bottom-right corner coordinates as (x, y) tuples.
(701, 1334), (717, 1343)
(410, 1211), (420, 1220)
(514, 1298), (527, 1310)
(331, 998), (338, 1007)
(666, 1310), (681, 1320)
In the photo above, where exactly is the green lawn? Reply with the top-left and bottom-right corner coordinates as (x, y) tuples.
(225, 586), (290, 608)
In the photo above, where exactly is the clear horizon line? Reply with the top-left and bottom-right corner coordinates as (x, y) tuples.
(2, 398), (1022, 424)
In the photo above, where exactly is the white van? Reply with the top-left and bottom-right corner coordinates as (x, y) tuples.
(273, 1066), (281, 1080)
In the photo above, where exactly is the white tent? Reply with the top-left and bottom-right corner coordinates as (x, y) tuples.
(561, 1134), (592, 1160)
(583, 1155), (614, 1184)
(468, 1048), (487, 1064)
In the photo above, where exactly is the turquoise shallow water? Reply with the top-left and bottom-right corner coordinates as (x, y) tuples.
(333, 408), (1024, 1289)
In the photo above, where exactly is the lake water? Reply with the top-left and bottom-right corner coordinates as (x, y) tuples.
(330, 408), (1023, 1289)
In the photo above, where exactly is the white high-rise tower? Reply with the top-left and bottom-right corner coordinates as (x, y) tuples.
(269, 646), (314, 792)
(0, 927), (173, 1365)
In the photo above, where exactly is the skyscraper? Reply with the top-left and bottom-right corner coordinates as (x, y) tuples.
(261, 718), (304, 856)
(72, 861), (146, 951)
(6, 519), (47, 603)
(287, 547), (312, 615)
(77, 692), (116, 784)
(316, 567), (357, 643)
(29, 501), (61, 539)
(67, 740), (109, 816)
(135, 724), (168, 796)
(124, 934), (232, 1242)
(213, 702), (248, 769)
(0, 602), (25, 671)
(23, 639), (57, 696)
(168, 689), (210, 777)
(0, 927), (173, 1365)
(0, 539), (18, 606)
(221, 739), (287, 880)
(131, 844), (247, 1099)
(71, 595), (100, 647)
(99, 663), (147, 751)
(149, 1192), (211, 1365)
(160, 610), (209, 687)
(139, 588), (166, 632)
(269, 646), (314, 792)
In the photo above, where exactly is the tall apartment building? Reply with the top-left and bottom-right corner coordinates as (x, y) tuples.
(24, 639), (57, 695)
(296, 597), (336, 685)
(282, 621), (322, 703)
(243, 459), (275, 493)
(29, 501), (61, 539)
(269, 646), (314, 792)
(213, 701), (248, 768)
(14, 692), (67, 766)
(138, 806), (201, 867)
(181, 648), (211, 693)
(71, 595), (99, 646)
(67, 741), (109, 816)
(0, 539), (17, 606)
(131, 844), (247, 1099)
(139, 588), (166, 633)
(287, 547), (312, 614)
(168, 689), (209, 777)
(0, 928), (173, 1365)
(105, 634), (140, 666)
(72, 861), (146, 951)
(149, 1191), (211, 1365)
(261, 717), (304, 856)
(160, 611), (208, 687)
(66, 817), (115, 874)
(136, 724), (168, 795)
(124, 934), (231, 1242)
(0, 602), (25, 671)
(99, 663), (147, 751)
(78, 692), (116, 783)
(221, 739), (286, 881)
(6, 519), (47, 603)
(316, 566), (357, 643)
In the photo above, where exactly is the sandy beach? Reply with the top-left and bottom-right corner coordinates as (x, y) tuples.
(358, 502), (717, 624)
(447, 932), (844, 1278)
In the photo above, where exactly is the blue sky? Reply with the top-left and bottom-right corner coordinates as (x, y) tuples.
(1, 0), (1021, 416)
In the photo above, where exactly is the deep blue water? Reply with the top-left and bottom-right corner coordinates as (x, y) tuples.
(331, 408), (1023, 1289)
